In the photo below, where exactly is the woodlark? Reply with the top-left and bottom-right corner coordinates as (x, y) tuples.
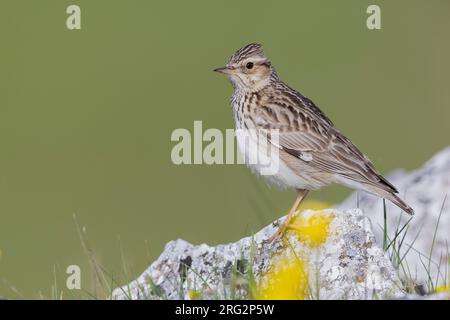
(214, 43), (414, 241)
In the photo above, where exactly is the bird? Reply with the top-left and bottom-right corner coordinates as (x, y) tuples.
(214, 43), (414, 241)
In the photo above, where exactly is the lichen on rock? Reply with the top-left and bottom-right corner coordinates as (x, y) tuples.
(112, 208), (404, 300)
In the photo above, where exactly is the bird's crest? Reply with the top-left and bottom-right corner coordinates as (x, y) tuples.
(228, 43), (266, 65)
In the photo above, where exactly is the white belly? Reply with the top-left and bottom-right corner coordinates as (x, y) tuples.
(235, 128), (311, 189)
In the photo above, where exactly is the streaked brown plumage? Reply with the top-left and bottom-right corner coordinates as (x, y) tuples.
(214, 43), (413, 240)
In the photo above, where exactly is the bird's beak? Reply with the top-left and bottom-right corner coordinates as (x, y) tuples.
(214, 66), (234, 75)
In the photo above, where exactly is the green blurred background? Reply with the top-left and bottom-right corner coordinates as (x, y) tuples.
(0, 0), (449, 298)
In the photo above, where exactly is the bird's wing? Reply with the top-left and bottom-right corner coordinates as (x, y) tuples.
(253, 100), (398, 193)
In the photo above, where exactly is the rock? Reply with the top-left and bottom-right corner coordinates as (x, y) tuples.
(112, 208), (404, 300)
(401, 291), (450, 300)
(339, 147), (450, 289)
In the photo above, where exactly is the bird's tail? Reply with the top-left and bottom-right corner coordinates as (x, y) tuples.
(363, 183), (414, 215)
(387, 193), (414, 215)
(384, 192), (414, 215)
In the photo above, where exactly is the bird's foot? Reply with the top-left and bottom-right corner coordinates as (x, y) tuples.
(268, 225), (287, 243)
(268, 212), (298, 243)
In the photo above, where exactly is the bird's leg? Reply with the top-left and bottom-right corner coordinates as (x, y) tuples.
(269, 189), (309, 242)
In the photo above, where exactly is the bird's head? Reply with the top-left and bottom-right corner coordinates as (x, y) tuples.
(214, 43), (275, 92)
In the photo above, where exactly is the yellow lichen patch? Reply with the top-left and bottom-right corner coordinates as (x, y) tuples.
(435, 285), (450, 293)
(255, 254), (309, 300)
(289, 210), (334, 248)
(188, 290), (202, 299)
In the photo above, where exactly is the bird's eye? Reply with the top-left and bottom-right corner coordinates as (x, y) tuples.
(246, 62), (254, 69)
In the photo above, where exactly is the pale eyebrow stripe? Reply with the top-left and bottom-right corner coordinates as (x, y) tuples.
(244, 57), (267, 65)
